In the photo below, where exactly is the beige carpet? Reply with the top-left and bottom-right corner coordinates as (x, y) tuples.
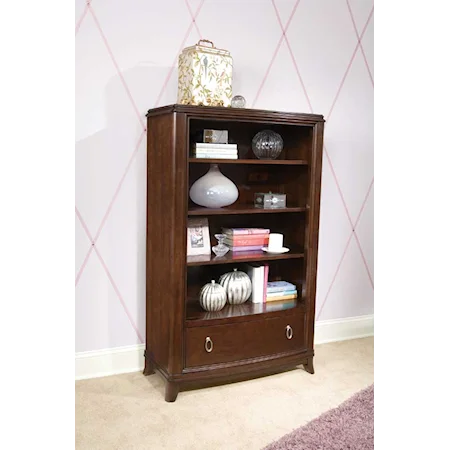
(76, 337), (373, 450)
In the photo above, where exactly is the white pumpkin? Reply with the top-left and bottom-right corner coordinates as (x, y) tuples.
(219, 268), (252, 305)
(199, 280), (227, 312)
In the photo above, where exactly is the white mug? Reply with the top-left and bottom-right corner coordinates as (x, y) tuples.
(268, 233), (283, 250)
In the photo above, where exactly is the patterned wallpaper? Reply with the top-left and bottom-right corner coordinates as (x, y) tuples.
(75, 0), (374, 352)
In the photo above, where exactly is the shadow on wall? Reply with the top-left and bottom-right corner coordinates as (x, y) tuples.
(76, 63), (176, 350)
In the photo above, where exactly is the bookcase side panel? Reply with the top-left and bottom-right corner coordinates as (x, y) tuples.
(304, 121), (324, 350)
(146, 112), (187, 373)
(168, 112), (188, 375)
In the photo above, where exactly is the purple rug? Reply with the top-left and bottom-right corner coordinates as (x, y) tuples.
(263, 384), (374, 450)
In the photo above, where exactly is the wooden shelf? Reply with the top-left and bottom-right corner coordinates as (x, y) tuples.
(187, 247), (305, 266)
(188, 205), (307, 216)
(185, 300), (304, 327)
(189, 158), (308, 165)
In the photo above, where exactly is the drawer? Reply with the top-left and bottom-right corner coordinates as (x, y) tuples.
(185, 312), (306, 368)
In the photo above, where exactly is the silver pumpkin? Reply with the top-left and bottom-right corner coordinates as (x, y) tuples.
(219, 268), (252, 305)
(199, 280), (227, 312)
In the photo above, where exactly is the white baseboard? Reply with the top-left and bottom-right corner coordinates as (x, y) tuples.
(75, 344), (145, 381)
(314, 314), (374, 345)
(75, 314), (373, 380)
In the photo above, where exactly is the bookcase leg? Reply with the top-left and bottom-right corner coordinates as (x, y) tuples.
(303, 357), (315, 374)
(165, 381), (180, 402)
(143, 350), (155, 376)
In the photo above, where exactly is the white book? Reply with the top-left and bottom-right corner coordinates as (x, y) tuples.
(193, 150), (238, 155)
(244, 264), (264, 303)
(195, 143), (238, 149)
(193, 147), (237, 154)
(193, 150), (238, 154)
(255, 266), (265, 303)
(194, 153), (238, 159)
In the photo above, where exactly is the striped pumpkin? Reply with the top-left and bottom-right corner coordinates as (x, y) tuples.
(199, 280), (227, 312)
(219, 268), (252, 305)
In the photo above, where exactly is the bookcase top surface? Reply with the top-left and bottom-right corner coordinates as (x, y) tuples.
(146, 104), (324, 123)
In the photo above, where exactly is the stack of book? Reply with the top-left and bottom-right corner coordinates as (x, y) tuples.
(251, 281), (298, 312)
(192, 143), (238, 159)
(266, 281), (298, 304)
(222, 228), (270, 252)
(242, 266), (298, 310)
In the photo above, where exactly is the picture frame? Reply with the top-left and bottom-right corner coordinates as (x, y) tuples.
(187, 218), (211, 256)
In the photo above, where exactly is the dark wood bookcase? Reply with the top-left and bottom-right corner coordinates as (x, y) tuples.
(144, 104), (324, 402)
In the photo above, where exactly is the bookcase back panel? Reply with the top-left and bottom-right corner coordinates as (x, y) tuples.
(186, 259), (304, 308)
(189, 118), (313, 161)
(188, 164), (309, 209)
(197, 213), (306, 250)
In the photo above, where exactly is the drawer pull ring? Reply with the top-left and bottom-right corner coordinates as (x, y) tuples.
(286, 325), (293, 340)
(205, 336), (213, 353)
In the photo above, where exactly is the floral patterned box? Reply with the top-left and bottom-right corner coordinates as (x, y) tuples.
(178, 40), (232, 107)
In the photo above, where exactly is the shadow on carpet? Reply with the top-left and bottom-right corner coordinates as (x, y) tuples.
(263, 384), (374, 450)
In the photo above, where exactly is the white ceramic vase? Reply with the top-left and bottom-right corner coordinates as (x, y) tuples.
(189, 164), (239, 208)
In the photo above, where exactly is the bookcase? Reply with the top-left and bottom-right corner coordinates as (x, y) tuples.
(144, 104), (324, 402)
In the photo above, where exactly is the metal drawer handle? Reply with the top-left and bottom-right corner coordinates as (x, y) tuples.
(286, 325), (293, 340)
(205, 336), (213, 353)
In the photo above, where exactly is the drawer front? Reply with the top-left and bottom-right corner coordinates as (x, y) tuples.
(185, 312), (306, 368)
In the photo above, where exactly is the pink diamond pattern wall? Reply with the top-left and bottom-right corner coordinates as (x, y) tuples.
(76, 0), (374, 352)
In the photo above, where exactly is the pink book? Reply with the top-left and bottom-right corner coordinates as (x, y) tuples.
(262, 264), (269, 303)
(230, 245), (263, 252)
(225, 236), (269, 246)
(223, 228), (270, 235)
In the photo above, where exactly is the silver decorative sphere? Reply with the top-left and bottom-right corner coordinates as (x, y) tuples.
(252, 130), (284, 160)
(231, 95), (246, 108)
